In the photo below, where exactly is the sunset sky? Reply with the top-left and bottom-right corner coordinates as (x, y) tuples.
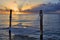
(0, 0), (59, 11)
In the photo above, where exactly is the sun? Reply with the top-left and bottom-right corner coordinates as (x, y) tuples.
(5, 2), (19, 11)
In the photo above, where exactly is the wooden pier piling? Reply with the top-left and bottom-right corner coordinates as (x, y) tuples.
(9, 10), (12, 40)
(40, 10), (43, 40)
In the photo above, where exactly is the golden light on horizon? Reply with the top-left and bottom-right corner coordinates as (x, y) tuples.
(4, 1), (34, 11)
(0, 1), (40, 14)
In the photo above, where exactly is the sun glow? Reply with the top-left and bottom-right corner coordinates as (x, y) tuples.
(5, 2), (19, 11)
(1, 1), (40, 14)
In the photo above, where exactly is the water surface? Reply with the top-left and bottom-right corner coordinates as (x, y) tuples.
(0, 12), (60, 40)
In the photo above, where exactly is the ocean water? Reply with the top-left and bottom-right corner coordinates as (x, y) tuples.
(43, 14), (60, 40)
(0, 12), (60, 40)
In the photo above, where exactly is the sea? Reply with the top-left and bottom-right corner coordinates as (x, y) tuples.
(0, 12), (60, 40)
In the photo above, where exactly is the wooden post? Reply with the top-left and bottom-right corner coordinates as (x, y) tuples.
(40, 10), (43, 40)
(9, 10), (12, 40)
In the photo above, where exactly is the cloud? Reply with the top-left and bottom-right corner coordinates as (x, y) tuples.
(0, 0), (59, 12)
(25, 2), (60, 13)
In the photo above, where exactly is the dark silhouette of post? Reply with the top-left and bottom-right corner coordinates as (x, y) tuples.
(9, 10), (12, 40)
(39, 10), (43, 40)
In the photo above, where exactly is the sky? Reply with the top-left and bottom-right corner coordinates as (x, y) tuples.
(0, 0), (59, 11)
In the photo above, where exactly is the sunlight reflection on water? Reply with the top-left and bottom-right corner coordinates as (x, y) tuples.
(0, 12), (40, 29)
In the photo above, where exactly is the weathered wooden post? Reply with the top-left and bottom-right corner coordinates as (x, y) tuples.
(9, 10), (12, 40)
(40, 10), (43, 40)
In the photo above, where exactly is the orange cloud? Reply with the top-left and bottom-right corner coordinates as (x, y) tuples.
(21, 4), (39, 11)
